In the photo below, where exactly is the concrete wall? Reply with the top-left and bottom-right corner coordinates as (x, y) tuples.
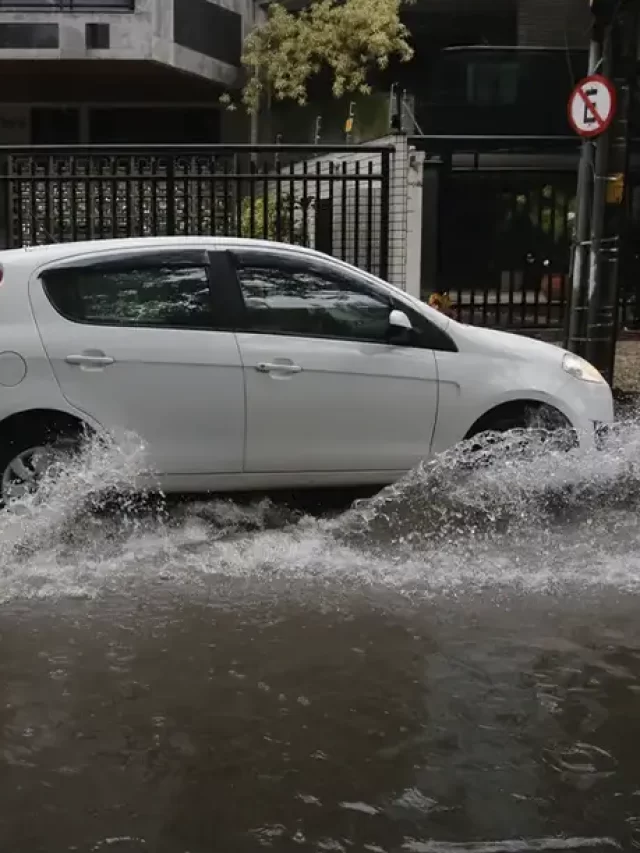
(405, 148), (425, 300)
(0, 0), (154, 57)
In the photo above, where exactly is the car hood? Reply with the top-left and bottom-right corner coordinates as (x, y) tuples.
(448, 322), (565, 364)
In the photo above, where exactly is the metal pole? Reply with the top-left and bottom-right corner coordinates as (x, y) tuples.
(585, 0), (638, 383)
(601, 0), (637, 381)
(566, 35), (601, 355)
(584, 27), (613, 366)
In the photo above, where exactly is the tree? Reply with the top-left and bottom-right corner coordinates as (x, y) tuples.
(227, 0), (413, 113)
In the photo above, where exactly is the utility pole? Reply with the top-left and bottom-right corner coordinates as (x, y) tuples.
(566, 0), (639, 384)
(584, 22), (614, 371)
(585, 0), (638, 380)
(566, 35), (601, 356)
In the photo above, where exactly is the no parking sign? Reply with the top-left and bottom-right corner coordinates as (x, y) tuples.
(567, 74), (616, 138)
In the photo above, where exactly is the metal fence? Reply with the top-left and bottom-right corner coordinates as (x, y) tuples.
(0, 144), (392, 279)
(414, 134), (640, 335)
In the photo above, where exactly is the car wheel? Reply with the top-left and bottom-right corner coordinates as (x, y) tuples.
(0, 428), (83, 509)
(468, 405), (576, 456)
(460, 405), (578, 470)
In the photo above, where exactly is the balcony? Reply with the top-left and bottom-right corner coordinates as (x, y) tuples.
(0, 0), (244, 88)
(0, 0), (134, 10)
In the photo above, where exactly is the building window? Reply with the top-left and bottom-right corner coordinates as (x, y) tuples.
(466, 61), (519, 106)
(0, 22), (58, 48)
(85, 22), (110, 49)
(173, 0), (242, 67)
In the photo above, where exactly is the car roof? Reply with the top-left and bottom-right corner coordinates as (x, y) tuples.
(0, 236), (331, 269)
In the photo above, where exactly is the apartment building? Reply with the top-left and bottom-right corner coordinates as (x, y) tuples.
(403, 0), (591, 136)
(0, 0), (598, 147)
(0, 0), (261, 144)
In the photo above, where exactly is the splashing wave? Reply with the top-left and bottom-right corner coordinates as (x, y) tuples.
(2, 420), (640, 603)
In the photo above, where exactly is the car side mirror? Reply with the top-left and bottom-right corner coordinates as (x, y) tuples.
(388, 308), (413, 332)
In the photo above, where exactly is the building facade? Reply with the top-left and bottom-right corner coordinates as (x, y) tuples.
(0, 0), (262, 145)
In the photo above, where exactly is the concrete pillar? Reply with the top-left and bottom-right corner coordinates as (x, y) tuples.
(385, 133), (409, 289)
(419, 162), (440, 301)
(405, 147), (425, 299)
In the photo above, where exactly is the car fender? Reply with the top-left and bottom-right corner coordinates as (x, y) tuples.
(431, 385), (576, 456)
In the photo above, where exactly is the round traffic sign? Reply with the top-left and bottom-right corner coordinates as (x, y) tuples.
(568, 74), (616, 138)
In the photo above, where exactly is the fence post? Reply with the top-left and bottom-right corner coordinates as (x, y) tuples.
(379, 149), (390, 280)
(0, 153), (10, 249)
(166, 155), (176, 236)
(385, 134), (409, 290)
(436, 151), (451, 293)
(405, 148), (425, 299)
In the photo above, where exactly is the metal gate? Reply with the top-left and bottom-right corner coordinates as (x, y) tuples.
(439, 165), (577, 331)
(0, 144), (392, 279)
(414, 134), (640, 334)
(415, 135), (582, 333)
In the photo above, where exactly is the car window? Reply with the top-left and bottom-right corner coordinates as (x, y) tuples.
(235, 255), (392, 343)
(41, 262), (213, 330)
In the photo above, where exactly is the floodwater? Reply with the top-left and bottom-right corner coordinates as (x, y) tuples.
(3, 429), (640, 852)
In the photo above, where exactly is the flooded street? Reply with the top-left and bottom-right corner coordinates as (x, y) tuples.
(3, 428), (640, 852)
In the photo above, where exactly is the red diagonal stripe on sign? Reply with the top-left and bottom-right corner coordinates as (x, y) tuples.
(577, 85), (606, 128)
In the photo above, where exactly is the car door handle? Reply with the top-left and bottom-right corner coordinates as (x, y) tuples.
(256, 362), (302, 374)
(65, 354), (115, 367)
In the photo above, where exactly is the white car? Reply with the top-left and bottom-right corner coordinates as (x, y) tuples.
(0, 236), (613, 506)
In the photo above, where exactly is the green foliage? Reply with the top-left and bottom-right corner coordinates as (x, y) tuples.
(228, 0), (413, 113)
(239, 193), (305, 244)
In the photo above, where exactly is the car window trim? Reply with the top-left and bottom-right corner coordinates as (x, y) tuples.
(231, 248), (393, 303)
(39, 248), (239, 333)
(41, 249), (211, 273)
(207, 249), (245, 331)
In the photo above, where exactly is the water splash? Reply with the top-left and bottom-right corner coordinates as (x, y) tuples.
(3, 420), (640, 603)
(340, 421), (640, 545)
(0, 430), (158, 602)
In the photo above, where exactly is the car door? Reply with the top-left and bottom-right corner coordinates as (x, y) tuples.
(29, 248), (245, 476)
(230, 249), (440, 475)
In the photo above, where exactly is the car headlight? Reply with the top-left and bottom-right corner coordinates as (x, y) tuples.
(562, 352), (606, 384)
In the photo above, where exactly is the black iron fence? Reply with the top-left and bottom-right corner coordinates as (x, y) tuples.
(414, 134), (640, 335)
(0, 144), (392, 279)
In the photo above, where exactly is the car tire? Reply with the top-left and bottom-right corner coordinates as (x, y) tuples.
(0, 424), (85, 510)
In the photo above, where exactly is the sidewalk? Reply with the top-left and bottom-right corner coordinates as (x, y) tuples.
(615, 341), (640, 394)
